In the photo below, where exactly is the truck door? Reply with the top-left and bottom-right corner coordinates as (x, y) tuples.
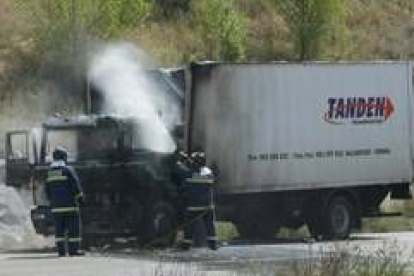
(6, 131), (37, 188)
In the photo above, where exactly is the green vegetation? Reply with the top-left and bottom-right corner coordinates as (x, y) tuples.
(244, 244), (411, 276)
(1, 0), (412, 102)
(217, 222), (238, 241)
(277, 226), (309, 240)
(363, 217), (414, 233)
(191, 0), (247, 61)
(2, 0), (414, 69)
(363, 200), (414, 233)
(274, 0), (344, 60)
(28, 0), (153, 38)
(22, 0), (152, 65)
(288, 246), (410, 276)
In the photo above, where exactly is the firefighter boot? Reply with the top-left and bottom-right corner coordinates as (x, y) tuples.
(207, 240), (219, 251)
(55, 239), (67, 257)
(176, 240), (191, 251)
(69, 251), (85, 257)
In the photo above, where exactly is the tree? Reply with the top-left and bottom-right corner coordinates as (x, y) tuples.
(191, 0), (247, 61)
(275, 0), (344, 60)
(153, 0), (191, 17)
(97, 0), (153, 37)
(27, 0), (153, 55)
(7, 0), (153, 101)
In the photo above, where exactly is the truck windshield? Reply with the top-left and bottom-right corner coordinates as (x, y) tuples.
(45, 127), (119, 162)
(77, 127), (118, 160)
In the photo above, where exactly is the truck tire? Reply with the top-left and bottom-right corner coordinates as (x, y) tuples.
(324, 195), (355, 240)
(143, 200), (177, 248)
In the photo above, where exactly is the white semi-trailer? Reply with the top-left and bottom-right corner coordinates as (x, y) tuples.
(186, 62), (413, 240)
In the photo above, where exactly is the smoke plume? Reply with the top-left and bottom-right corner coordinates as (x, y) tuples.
(87, 43), (177, 153)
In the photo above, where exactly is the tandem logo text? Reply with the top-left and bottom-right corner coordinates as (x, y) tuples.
(324, 96), (394, 125)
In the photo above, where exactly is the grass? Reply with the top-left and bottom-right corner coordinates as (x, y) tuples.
(363, 217), (414, 234)
(238, 244), (411, 276)
(277, 226), (309, 240)
(287, 245), (410, 276)
(363, 199), (414, 233)
(217, 222), (238, 242)
(172, 244), (411, 276)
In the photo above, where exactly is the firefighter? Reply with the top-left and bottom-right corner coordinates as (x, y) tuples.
(45, 147), (84, 257)
(179, 151), (218, 251)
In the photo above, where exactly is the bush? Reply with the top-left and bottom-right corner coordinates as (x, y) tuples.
(191, 0), (248, 61)
(24, 0), (152, 59)
(290, 245), (410, 276)
(153, 0), (191, 17)
(275, 0), (345, 60)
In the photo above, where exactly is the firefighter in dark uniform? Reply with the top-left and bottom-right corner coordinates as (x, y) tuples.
(45, 147), (84, 257)
(180, 151), (218, 250)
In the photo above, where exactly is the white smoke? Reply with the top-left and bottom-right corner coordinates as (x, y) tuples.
(87, 43), (178, 153)
(0, 185), (50, 251)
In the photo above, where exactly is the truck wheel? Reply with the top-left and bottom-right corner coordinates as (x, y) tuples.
(143, 201), (177, 248)
(324, 195), (355, 240)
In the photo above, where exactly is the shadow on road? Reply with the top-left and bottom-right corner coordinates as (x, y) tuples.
(226, 237), (310, 246)
(2, 247), (55, 254)
(5, 254), (60, 260)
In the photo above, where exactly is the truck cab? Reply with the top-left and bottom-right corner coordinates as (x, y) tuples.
(6, 115), (181, 247)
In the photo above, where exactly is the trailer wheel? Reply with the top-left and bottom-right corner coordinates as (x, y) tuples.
(143, 200), (177, 248)
(324, 195), (355, 240)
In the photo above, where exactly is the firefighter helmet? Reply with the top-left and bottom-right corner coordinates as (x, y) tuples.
(191, 151), (206, 166)
(52, 147), (68, 162)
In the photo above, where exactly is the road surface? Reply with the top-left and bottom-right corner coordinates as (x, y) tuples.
(1, 232), (414, 276)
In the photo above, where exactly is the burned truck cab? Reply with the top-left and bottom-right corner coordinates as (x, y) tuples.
(13, 115), (180, 246)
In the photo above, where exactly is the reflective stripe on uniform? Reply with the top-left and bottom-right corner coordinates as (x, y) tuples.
(46, 176), (69, 182)
(47, 169), (68, 183)
(187, 205), (215, 211)
(55, 237), (65, 242)
(68, 237), (82, 243)
(51, 207), (79, 213)
(207, 236), (218, 241)
(75, 192), (83, 199)
(185, 178), (214, 184)
(182, 239), (192, 244)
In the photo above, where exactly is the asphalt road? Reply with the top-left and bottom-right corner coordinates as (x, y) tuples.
(1, 232), (414, 276)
